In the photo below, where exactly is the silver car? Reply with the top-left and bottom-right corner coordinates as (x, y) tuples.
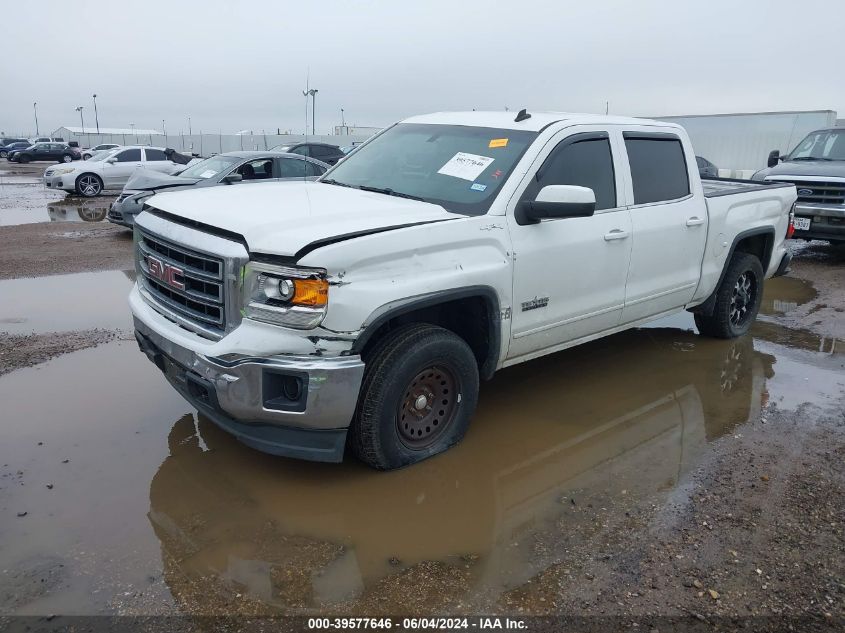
(107, 151), (329, 227)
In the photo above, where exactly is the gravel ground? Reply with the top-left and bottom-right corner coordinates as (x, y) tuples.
(0, 221), (132, 279)
(0, 167), (842, 629)
(0, 329), (117, 376)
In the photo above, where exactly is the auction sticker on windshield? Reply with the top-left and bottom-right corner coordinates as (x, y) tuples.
(437, 152), (494, 181)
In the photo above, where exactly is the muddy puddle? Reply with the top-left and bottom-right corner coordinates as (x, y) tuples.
(0, 270), (135, 335)
(0, 274), (842, 615)
(0, 187), (114, 226)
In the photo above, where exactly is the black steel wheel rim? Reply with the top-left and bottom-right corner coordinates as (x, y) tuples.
(397, 365), (458, 449)
(730, 271), (756, 327)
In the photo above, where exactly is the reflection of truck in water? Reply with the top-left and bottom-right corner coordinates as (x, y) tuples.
(147, 328), (774, 610)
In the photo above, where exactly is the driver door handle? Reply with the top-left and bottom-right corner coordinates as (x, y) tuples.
(686, 216), (705, 227)
(604, 229), (629, 241)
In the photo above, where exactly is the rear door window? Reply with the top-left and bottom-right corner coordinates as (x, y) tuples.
(278, 157), (307, 178)
(144, 148), (168, 161)
(624, 135), (690, 204)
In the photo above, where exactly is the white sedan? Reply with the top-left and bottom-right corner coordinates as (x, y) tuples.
(43, 146), (189, 197)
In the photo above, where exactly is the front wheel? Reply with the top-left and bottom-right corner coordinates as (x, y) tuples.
(695, 252), (764, 339)
(350, 324), (479, 470)
(75, 173), (103, 197)
(18, 154), (30, 163)
(0, 150), (7, 158)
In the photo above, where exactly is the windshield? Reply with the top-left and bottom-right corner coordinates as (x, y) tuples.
(88, 149), (117, 162)
(788, 130), (845, 161)
(178, 155), (240, 179)
(323, 123), (538, 215)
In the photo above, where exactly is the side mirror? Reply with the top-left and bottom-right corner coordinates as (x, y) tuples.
(767, 150), (781, 168)
(222, 173), (243, 184)
(106, 157), (117, 164)
(518, 185), (596, 224)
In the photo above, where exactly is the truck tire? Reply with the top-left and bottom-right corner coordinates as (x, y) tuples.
(350, 323), (479, 470)
(695, 253), (764, 339)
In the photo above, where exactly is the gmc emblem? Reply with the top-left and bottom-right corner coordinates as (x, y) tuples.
(146, 255), (185, 291)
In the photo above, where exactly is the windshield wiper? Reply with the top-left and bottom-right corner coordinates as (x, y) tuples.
(320, 178), (355, 188)
(357, 185), (425, 201)
(791, 156), (833, 161)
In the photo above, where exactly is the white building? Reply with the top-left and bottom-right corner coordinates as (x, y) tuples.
(656, 110), (837, 174)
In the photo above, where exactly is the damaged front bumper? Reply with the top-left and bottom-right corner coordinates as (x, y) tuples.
(131, 287), (365, 462)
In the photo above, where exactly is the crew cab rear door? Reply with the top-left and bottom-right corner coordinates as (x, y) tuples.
(617, 130), (707, 323)
(505, 126), (633, 361)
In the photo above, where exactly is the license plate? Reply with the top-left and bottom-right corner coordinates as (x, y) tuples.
(793, 217), (811, 231)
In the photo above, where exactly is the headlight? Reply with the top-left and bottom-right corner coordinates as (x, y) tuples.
(243, 262), (328, 329)
(53, 167), (75, 175)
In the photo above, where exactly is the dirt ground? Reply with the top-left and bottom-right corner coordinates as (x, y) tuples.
(0, 165), (842, 630)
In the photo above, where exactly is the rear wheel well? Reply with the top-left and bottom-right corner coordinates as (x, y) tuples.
(734, 232), (773, 271)
(357, 294), (499, 380)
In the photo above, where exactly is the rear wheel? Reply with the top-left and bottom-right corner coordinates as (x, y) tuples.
(61, 154), (73, 163)
(75, 173), (103, 197)
(695, 253), (763, 339)
(350, 324), (479, 470)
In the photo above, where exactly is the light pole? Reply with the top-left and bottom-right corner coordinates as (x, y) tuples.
(33, 102), (39, 136)
(188, 116), (192, 136)
(130, 122), (136, 143)
(92, 94), (100, 134)
(311, 89), (318, 135)
(341, 107), (345, 127)
(162, 119), (166, 139)
(75, 106), (85, 133)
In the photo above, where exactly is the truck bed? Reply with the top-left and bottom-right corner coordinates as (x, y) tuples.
(702, 177), (794, 198)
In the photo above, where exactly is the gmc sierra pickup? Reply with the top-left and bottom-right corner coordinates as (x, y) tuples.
(130, 111), (797, 470)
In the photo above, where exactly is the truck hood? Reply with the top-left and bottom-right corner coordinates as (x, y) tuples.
(145, 180), (462, 256)
(758, 160), (845, 180)
(125, 170), (201, 192)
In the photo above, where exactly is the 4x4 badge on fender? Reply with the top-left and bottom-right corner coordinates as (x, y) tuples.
(521, 296), (549, 311)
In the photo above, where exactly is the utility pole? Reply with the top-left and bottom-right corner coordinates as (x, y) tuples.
(33, 102), (39, 136)
(188, 116), (192, 136)
(75, 106), (85, 131)
(130, 122), (136, 143)
(162, 119), (166, 138)
(92, 94), (100, 133)
(341, 107), (345, 127)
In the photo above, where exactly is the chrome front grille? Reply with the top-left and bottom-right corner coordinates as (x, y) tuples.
(770, 179), (845, 205)
(137, 229), (227, 335)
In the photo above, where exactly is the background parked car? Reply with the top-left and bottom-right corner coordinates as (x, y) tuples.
(1, 137), (29, 148)
(108, 151), (329, 227)
(269, 141), (345, 165)
(696, 156), (719, 178)
(31, 136), (52, 144)
(43, 146), (196, 197)
(82, 143), (120, 160)
(10, 142), (80, 163)
(0, 141), (32, 159)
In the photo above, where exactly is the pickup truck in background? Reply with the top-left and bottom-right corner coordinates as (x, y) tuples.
(753, 127), (845, 244)
(130, 111), (797, 470)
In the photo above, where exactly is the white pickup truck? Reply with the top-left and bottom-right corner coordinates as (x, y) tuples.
(130, 111), (797, 470)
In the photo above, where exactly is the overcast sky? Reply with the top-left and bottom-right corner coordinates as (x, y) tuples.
(3, 0), (842, 136)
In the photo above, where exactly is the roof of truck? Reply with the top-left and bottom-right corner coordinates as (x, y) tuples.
(402, 111), (674, 132)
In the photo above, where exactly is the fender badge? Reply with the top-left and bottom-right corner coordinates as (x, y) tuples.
(521, 296), (549, 311)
